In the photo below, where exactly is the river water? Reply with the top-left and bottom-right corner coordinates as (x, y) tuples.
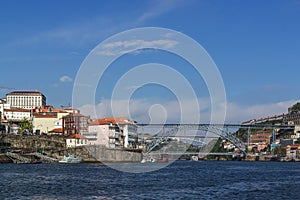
(1, 161), (300, 199)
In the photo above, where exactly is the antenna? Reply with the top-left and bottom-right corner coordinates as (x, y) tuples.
(0, 86), (16, 90)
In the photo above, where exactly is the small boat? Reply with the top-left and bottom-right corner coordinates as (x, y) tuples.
(191, 156), (199, 161)
(31, 159), (43, 164)
(59, 154), (83, 164)
(141, 156), (156, 163)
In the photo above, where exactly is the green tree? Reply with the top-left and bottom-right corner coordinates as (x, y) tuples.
(290, 102), (300, 112)
(295, 138), (300, 144)
(19, 118), (33, 133)
(273, 146), (286, 157)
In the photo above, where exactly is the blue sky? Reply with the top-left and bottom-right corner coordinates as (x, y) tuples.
(1, 0), (300, 123)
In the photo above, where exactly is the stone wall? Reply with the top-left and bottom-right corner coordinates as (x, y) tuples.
(0, 134), (142, 163)
(85, 145), (142, 162)
(0, 134), (65, 151)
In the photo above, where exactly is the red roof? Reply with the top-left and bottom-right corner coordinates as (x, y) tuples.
(287, 144), (300, 150)
(90, 117), (135, 126)
(34, 115), (57, 118)
(53, 109), (68, 113)
(63, 113), (85, 117)
(68, 134), (86, 139)
(7, 91), (43, 95)
(48, 128), (63, 133)
(4, 108), (31, 112)
(64, 107), (78, 111)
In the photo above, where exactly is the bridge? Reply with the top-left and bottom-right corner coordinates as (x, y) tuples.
(137, 123), (294, 157)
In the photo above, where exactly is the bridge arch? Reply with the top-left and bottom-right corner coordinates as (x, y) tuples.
(142, 124), (247, 155)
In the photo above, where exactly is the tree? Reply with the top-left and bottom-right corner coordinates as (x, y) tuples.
(295, 138), (300, 144)
(290, 102), (300, 112)
(19, 118), (33, 133)
(273, 146), (286, 157)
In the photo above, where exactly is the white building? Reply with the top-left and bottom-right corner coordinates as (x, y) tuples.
(66, 134), (88, 148)
(63, 107), (80, 114)
(0, 98), (10, 120)
(87, 121), (121, 148)
(88, 117), (138, 149)
(296, 132), (300, 139)
(6, 91), (46, 109)
(4, 108), (31, 121)
(9, 124), (19, 134)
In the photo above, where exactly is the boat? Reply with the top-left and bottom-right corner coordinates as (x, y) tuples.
(31, 159), (43, 164)
(191, 156), (199, 161)
(141, 156), (156, 163)
(58, 154), (83, 164)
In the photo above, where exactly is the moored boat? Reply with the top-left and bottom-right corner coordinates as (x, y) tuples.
(59, 154), (83, 164)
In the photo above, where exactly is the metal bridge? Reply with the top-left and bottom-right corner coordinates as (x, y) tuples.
(137, 123), (294, 157)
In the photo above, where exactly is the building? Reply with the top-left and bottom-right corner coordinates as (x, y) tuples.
(62, 113), (89, 136)
(88, 117), (138, 149)
(223, 142), (235, 150)
(66, 134), (88, 148)
(88, 119), (122, 148)
(250, 131), (272, 144)
(63, 107), (80, 114)
(249, 130), (273, 152)
(286, 144), (300, 160)
(0, 98), (10, 123)
(283, 103), (300, 125)
(3, 108), (31, 122)
(48, 128), (63, 135)
(32, 106), (69, 135)
(279, 139), (294, 147)
(6, 91), (46, 109)
(9, 124), (19, 134)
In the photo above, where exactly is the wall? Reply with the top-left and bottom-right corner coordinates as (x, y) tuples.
(85, 145), (142, 162)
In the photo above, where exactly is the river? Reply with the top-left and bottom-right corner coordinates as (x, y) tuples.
(1, 161), (300, 199)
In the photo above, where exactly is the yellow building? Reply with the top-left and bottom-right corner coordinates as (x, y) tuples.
(32, 107), (69, 135)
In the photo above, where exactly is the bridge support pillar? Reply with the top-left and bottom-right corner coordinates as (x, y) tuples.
(247, 127), (251, 148)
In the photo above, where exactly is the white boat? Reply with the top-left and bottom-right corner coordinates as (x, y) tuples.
(141, 156), (156, 163)
(59, 154), (83, 164)
(191, 156), (199, 161)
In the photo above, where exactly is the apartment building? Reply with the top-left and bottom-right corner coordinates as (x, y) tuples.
(32, 106), (69, 134)
(62, 113), (89, 136)
(88, 117), (138, 149)
(6, 91), (46, 109)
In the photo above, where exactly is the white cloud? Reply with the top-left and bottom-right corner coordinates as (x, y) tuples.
(96, 39), (178, 56)
(137, 0), (187, 23)
(78, 98), (296, 124)
(225, 100), (297, 123)
(7, 0), (187, 50)
(79, 97), (216, 124)
(60, 75), (73, 83)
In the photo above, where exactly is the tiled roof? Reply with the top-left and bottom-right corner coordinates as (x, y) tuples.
(68, 134), (86, 139)
(64, 107), (78, 111)
(287, 144), (300, 150)
(63, 113), (85, 117)
(48, 128), (63, 133)
(34, 115), (57, 118)
(4, 108), (31, 112)
(7, 91), (43, 95)
(53, 109), (68, 113)
(90, 117), (136, 126)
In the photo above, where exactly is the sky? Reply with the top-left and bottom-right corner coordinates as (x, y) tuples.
(1, 0), (300, 123)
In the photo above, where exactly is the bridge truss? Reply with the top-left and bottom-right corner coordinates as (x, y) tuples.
(137, 124), (294, 156)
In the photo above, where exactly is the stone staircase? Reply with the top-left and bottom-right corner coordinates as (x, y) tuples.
(6, 152), (31, 164)
(29, 152), (58, 163)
